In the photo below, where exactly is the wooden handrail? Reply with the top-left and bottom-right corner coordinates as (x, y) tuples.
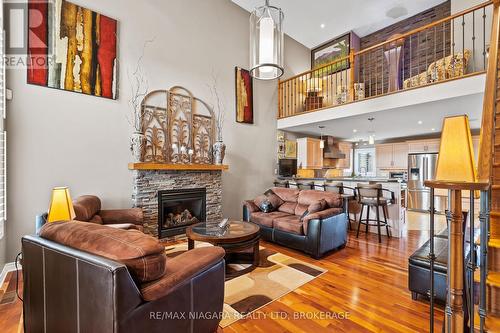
(279, 1), (493, 85)
(280, 54), (350, 83)
(477, 0), (500, 183)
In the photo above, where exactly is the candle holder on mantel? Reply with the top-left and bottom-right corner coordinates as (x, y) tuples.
(139, 86), (216, 165)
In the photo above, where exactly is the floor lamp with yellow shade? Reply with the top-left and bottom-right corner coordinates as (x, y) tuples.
(425, 115), (483, 332)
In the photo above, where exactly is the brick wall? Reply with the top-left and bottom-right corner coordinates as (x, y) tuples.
(359, 1), (451, 96)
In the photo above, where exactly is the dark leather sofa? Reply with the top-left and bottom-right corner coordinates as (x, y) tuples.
(22, 221), (225, 333)
(243, 187), (348, 258)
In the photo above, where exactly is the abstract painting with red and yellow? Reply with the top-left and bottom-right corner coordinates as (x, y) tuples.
(28, 0), (118, 99)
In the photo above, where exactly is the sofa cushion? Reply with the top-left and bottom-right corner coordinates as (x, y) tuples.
(298, 190), (342, 208)
(141, 247), (225, 301)
(278, 202), (298, 214)
(250, 211), (290, 227)
(273, 215), (304, 235)
(294, 203), (309, 217)
(73, 195), (101, 222)
(265, 191), (285, 208)
(254, 195), (275, 212)
(308, 199), (327, 214)
(40, 221), (166, 283)
(302, 207), (344, 234)
(272, 187), (299, 203)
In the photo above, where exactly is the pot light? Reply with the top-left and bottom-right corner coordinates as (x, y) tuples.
(418, 120), (423, 125)
(353, 129), (358, 133)
(250, 0), (284, 80)
(320, 23), (325, 29)
(431, 128), (436, 131)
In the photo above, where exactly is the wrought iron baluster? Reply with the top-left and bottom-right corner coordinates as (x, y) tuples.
(429, 187), (436, 333)
(472, 11), (476, 73)
(479, 189), (489, 332)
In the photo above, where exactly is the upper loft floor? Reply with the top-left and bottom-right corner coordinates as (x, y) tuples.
(277, 1), (493, 131)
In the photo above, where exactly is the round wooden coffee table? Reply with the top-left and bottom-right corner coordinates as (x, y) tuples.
(186, 221), (260, 279)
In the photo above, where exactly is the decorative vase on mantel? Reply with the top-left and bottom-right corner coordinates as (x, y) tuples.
(130, 132), (147, 162)
(213, 140), (226, 165)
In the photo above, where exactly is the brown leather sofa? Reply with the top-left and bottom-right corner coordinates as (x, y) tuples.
(243, 187), (348, 258)
(22, 221), (225, 333)
(72, 195), (144, 231)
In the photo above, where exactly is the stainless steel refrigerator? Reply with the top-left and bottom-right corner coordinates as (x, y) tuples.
(407, 153), (446, 212)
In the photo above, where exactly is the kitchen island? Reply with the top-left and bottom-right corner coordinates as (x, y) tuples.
(278, 177), (406, 238)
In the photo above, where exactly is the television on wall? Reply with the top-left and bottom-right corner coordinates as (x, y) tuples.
(278, 159), (297, 177)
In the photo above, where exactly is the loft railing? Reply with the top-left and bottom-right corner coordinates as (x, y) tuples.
(278, 1), (493, 119)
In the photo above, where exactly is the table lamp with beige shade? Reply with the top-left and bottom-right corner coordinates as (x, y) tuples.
(47, 187), (76, 223)
(303, 76), (324, 111)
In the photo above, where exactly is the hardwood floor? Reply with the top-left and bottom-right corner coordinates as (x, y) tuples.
(0, 230), (443, 333)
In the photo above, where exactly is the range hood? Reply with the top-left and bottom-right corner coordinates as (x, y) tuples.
(323, 136), (346, 159)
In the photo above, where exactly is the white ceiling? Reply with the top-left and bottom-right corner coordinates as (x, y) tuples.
(283, 94), (483, 142)
(232, 0), (448, 48)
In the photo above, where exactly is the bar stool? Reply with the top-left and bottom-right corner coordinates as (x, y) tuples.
(355, 183), (395, 243)
(322, 181), (343, 194)
(290, 180), (314, 190)
(342, 185), (359, 230)
(273, 179), (289, 188)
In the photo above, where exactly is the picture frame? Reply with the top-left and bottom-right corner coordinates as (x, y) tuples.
(285, 140), (297, 158)
(235, 67), (254, 124)
(311, 33), (350, 72)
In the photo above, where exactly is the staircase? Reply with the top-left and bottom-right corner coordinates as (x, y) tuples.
(479, 0), (500, 330)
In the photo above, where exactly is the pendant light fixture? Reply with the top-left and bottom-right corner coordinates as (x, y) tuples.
(319, 125), (325, 149)
(368, 117), (375, 145)
(249, 0), (284, 80)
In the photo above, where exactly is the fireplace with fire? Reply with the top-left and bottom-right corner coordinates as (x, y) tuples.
(158, 188), (206, 238)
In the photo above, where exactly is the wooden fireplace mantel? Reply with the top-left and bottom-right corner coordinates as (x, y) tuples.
(128, 163), (229, 171)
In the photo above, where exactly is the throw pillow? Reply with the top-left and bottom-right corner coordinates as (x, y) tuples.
(300, 199), (327, 221)
(254, 195), (275, 213)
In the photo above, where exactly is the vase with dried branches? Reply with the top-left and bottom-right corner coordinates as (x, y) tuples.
(208, 73), (226, 165)
(127, 39), (153, 162)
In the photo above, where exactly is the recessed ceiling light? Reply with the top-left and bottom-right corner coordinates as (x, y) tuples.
(431, 128), (436, 131)
(353, 129), (358, 133)
(418, 120), (423, 125)
(320, 23), (325, 29)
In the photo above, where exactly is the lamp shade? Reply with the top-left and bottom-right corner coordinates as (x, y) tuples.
(303, 77), (323, 93)
(435, 115), (477, 182)
(249, 0), (284, 80)
(47, 187), (76, 223)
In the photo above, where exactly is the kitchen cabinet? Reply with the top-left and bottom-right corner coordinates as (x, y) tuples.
(407, 139), (441, 153)
(376, 143), (408, 169)
(297, 138), (323, 169)
(336, 142), (353, 169)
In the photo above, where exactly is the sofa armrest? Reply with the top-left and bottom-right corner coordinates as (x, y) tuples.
(99, 208), (143, 225)
(140, 247), (225, 301)
(243, 200), (259, 222)
(305, 212), (348, 258)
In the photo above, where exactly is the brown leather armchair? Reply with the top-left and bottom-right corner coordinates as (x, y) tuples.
(73, 195), (144, 231)
(22, 221), (226, 333)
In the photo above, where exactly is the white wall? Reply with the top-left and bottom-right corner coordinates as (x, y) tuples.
(4, 0), (310, 262)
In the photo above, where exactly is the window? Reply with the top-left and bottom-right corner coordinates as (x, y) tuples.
(354, 148), (376, 176)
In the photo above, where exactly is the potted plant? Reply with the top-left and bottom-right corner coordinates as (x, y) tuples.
(127, 40), (151, 162)
(209, 74), (226, 165)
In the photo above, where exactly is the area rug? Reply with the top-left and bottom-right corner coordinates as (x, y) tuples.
(165, 242), (327, 328)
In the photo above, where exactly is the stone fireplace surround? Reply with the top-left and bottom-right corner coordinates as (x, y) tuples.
(131, 169), (223, 237)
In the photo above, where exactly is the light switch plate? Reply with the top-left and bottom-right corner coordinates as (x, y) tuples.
(6, 89), (12, 101)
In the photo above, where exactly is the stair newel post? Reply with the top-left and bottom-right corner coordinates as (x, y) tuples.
(429, 187), (436, 333)
(445, 188), (465, 333)
(479, 189), (490, 332)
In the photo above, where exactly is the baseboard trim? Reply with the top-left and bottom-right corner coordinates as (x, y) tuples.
(0, 262), (21, 286)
